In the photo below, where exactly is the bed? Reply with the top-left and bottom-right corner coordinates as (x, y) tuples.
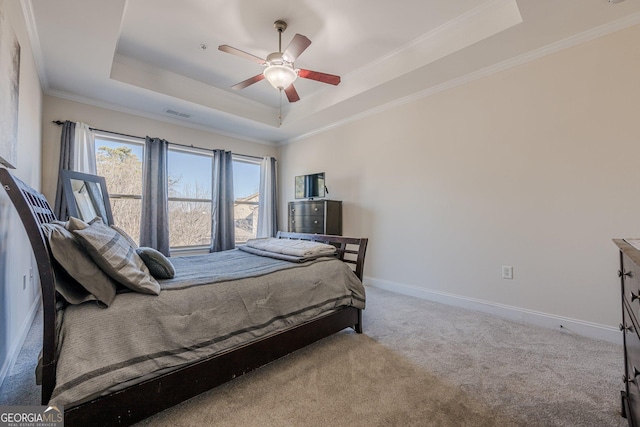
(0, 168), (368, 426)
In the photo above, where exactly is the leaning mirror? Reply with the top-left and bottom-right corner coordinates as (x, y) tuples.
(60, 169), (114, 225)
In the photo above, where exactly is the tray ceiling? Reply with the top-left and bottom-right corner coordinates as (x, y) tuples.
(24, 0), (640, 144)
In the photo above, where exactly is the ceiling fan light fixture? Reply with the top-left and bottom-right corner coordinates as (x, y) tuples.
(263, 64), (297, 90)
(221, 20), (340, 101)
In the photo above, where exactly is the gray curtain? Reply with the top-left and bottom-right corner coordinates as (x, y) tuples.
(53, 121), (76, 220)
(140, 137), (170, 256)
(256, 156), (277, 238)
(210, 150), (235, 252)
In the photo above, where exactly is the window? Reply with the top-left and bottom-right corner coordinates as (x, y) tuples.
(94, 133), (144, 245)
(233, 156), (260, 244)
(94, 132), (262, 249)
(166, 152), (261, 246)
(167, 147), (212, 248)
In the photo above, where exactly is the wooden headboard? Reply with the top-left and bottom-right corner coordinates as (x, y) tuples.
(0, 168), (57, 404)
(276, 231), (368, 281)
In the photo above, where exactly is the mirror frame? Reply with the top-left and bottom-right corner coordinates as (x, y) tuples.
(60, 169), (114, 225)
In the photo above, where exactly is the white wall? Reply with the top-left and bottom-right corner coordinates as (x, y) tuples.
(0, 0), (43, 388)
(41, 96), (278, 203)
(278, 24), (640, 339)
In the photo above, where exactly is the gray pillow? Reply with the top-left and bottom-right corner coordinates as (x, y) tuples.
(136, 247), (175, 279)
(66, 216), (91, 231)
(111, 224), (139, 249)
(49, 262), (101, 307)
(41, 222), (117, 307)
(72, 220), (161, 295)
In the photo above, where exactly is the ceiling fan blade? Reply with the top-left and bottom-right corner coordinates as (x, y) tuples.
(231, 74), (265, 90)
(282, 34), (311, 62)
(218, 45), (266, 65)
(298, 69), (341, 86)
(284, 84), (300, 102)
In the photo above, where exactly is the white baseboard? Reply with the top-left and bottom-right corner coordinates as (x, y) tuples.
(0, 296), (40, 389)
(364, 276), (622, 345)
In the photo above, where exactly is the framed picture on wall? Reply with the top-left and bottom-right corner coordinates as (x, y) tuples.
(0, 7), (20, 169)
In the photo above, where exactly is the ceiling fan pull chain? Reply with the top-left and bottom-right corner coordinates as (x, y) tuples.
(278, 89), (283, 126)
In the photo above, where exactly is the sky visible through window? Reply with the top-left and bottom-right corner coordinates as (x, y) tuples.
(232, 161), (260, 199)
(96, 139), (260, 198)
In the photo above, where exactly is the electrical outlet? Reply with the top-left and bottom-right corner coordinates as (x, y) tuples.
(502, 266), (513, 279)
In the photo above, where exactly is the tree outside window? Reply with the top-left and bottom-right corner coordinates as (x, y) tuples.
(94, 133), (262, 249)
(95, 138), (143, 245)
(167, 148), (212, 247)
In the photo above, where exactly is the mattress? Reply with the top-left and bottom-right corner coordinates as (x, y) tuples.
(49, 249), (365, 406)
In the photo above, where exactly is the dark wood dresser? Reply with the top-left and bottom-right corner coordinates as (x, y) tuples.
(615, 238), (640, 425)
(288, 200), (342, 235)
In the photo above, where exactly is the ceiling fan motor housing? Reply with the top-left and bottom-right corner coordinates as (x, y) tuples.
(263, 54), (297, 89)
(266, 52), (292, 66)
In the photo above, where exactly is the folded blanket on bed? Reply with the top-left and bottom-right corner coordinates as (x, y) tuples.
(244, 237), (336, 257)
(237, 245), (337, 262)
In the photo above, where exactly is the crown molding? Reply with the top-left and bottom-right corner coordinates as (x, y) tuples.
(284, 12), (640, 145)
(20, 0), (48, 89)
(44, 89), (278, 147)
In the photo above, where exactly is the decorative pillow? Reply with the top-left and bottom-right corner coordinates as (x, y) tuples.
(136, 247), (175, 279)
(41, 222), (117, 307)
(49, 262), (101, 307)
(111, 224), (139, 249)
(66, 216), (91, 232)
(72, 220), (161, 295)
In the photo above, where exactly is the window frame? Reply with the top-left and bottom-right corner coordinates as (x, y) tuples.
(232, 154), (260, 209)
(232, 154), (261, 245)
(94, 132), (145, 246)
(167, 145), (213, 251)
(94, 132), (145, 204)
(93, 132), (263, 251)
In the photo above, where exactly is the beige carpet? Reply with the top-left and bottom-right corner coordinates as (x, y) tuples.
(1, 286), (626, 426)
(137, 332), (518, 427)
(135, 287), (624, 427)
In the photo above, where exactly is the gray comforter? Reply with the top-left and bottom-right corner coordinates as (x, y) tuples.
(50, 249), (365, 406)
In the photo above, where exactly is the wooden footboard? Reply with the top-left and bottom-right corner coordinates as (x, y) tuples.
(65, 306), (361, 426)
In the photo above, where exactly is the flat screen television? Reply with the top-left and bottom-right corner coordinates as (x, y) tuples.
(295, 172), (325, 199)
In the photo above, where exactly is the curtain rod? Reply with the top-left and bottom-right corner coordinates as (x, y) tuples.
(51, 120), (264, 160)
(52, 120), (143, 140)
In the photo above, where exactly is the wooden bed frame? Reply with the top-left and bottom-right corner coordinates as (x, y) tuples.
(0, 169), (368, 426)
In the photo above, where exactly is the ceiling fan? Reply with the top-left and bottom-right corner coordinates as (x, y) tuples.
(218, 20), (341, 103)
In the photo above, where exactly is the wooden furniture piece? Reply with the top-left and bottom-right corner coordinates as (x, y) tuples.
(614, 238), (640, 425)
(0, 169), (368, 427)
(288, 199), (342, 235)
